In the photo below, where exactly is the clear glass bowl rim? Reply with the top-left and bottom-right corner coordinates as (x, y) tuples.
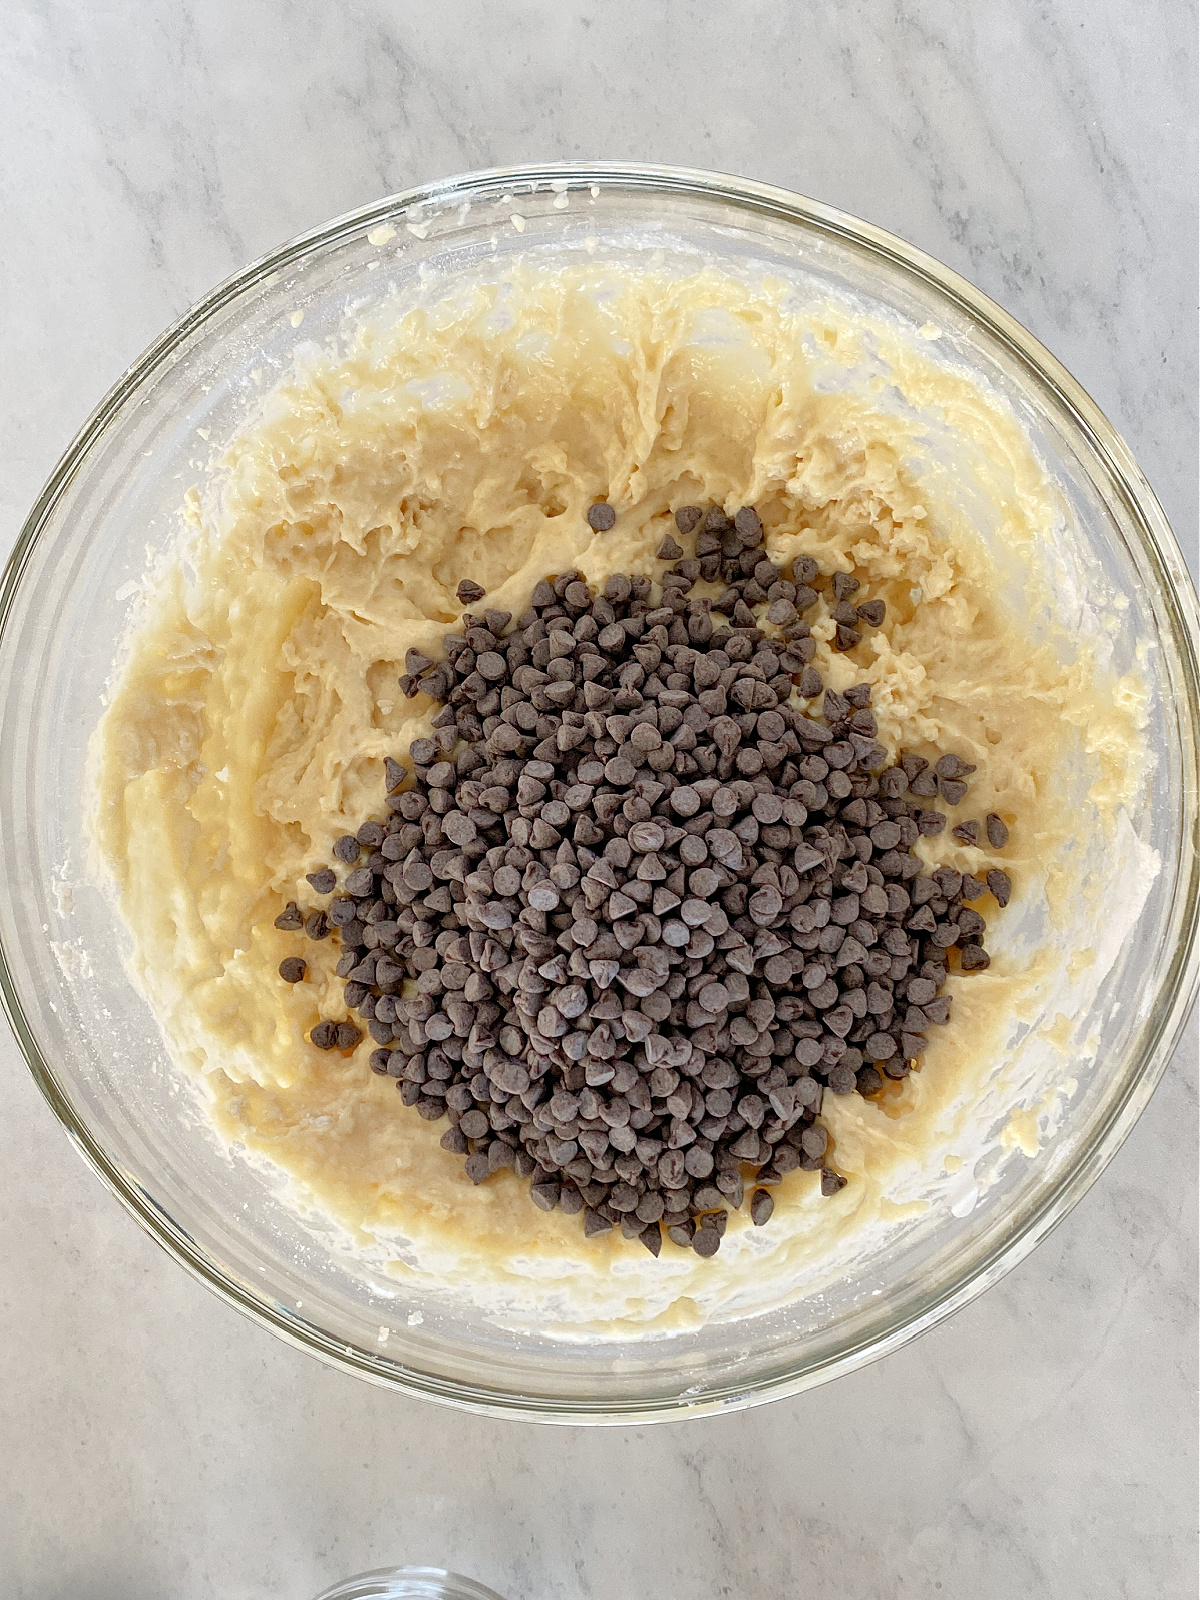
(311, 1566), (507, 1600)
(2, 161), (1196, 1423)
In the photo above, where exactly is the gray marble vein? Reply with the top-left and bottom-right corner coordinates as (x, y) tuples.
(0, 2), (1195, 1597)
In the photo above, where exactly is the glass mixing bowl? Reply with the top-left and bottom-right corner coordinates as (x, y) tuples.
(1, 164), (1195, 1422)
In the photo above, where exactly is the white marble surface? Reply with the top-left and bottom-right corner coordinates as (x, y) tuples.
(2, 3), (1196, 1596)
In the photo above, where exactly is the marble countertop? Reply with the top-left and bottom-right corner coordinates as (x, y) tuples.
(2, 3), (1196, 1596)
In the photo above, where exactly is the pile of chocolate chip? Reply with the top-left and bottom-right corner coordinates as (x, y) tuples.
(276, 505), (1012, 1257)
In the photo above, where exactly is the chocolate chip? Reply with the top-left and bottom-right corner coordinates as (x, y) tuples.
(750, 1188), (774, 1226)
(986, 812), (1009, 848)
(936, 753), (976, 779)
(306, 867), (336, 894)
(675, 505), (703, 535)
(456, 578), (486, 605)
(279, 957), (307, 983)
(910, 769), (939, 797)
(274, 900), (304, 930)
(952, 820), (981, 845)
(587, 502), (617, 532)
(986, 868), (1012, 907)
(734, 507), (762, 541)
(855, 599), (885, 627)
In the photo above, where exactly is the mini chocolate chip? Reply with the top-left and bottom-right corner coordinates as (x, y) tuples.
(750, 1188), (774, 1226)
(985, 812), (1010, 848)
(855, 1065), (883, 1096)
(456, 578), (486, 605)
(986, 868), (1012, 907)
(384, 757), (408, 793)
(936, 753), (976, 779)
(278, 957), (307, 983)
(274, 900), (303, 930)
(734, 507), (762, 541)
(587, 502), (617, 532)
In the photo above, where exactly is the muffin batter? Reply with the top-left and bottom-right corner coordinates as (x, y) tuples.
(89, 263), (1147, 1330)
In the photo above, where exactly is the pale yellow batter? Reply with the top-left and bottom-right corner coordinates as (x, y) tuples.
(89, 264), (1148, 1331)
